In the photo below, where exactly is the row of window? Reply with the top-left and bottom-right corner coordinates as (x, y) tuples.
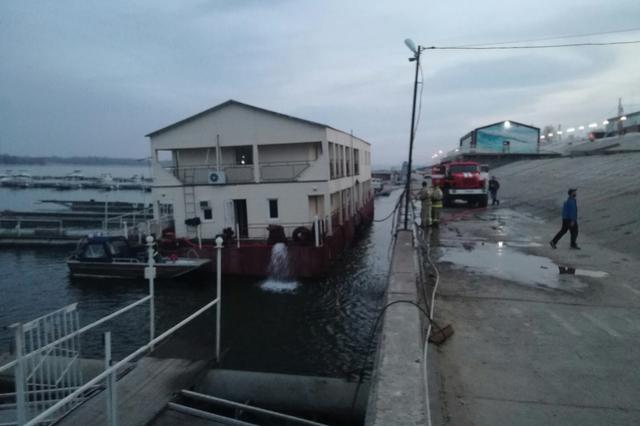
(329, 143), (364, 179)
(196, 199), (279, 221)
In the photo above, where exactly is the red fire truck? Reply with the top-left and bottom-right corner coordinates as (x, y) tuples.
(431, 161), (489, 207)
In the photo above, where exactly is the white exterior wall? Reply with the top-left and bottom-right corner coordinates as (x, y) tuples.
(151, 103), (325, 150)
(154, 181), (329, 239)
(175, 148), (218, 166)
(148, 102), (371, 239)
(259, 142), (327, 181)
(326, 128), (372, 204)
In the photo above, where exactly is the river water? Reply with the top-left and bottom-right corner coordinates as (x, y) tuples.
(0, 165), (398, 378)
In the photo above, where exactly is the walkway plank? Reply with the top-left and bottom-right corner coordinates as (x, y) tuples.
(59, 357), (210, 426)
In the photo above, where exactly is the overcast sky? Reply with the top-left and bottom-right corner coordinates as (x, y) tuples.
(1, 0), (639, 167)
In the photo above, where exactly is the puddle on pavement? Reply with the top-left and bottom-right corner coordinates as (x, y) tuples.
(500, 241), (543, 248)
(439, 242), (603, 290)
(558, 266), (609, 278)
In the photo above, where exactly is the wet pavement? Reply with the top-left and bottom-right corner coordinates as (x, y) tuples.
(426, 205), (640, 425)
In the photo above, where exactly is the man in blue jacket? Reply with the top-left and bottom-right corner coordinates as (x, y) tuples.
(550, 188), (580, 249)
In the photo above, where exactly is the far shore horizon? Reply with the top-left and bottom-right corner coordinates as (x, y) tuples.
(0, 154), (147, 166)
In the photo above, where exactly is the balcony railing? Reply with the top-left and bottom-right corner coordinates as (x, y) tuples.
(260, 161), (310, 182)
(168, 164), (255, 184)
(166, 160), (311, 185)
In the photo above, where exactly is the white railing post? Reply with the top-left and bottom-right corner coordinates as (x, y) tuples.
(215, 236), (223, 361)
(235, 223), (240, 248)
(104, 332), (117, 426)
(104, 199), (108, 234)
(197, 225), (202, 249)
(145, 236), (156, 350)
(13, 323), (26, 425)
(314, 215), (320, 247)
(123, 221), (128, 239)
(16, 220), (21, 237)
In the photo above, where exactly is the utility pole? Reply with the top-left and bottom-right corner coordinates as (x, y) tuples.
(404, 39), (422, 230)
(617, 98), (624, 136)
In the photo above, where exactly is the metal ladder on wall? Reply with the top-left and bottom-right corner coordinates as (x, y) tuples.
(182, 168), (197, 238)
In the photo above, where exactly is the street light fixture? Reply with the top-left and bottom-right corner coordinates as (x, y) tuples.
(404, 38), (418, 54)
(403, 38), (423, 230)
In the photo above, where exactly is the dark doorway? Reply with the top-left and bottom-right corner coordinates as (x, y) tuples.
(233, 199), (248, 238)
(235, 146), (253, 165)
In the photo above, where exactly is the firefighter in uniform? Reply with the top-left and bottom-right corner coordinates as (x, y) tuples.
(431, 185), (443, 226)
(417, 181), (432, 228)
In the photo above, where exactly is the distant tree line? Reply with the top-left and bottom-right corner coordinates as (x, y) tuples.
(0, 154), (144, 166)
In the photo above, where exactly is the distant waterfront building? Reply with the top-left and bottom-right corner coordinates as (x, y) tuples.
(146, 100), (372, 239)
(371, 169), (399, 183)
(604, 110), (640, 137)
(459, 121), (541, 154)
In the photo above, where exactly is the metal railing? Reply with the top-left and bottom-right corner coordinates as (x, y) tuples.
(0, 296), (151, 425)
(0, 211), (157, 240)
(259, 161), (310, 182)
(168, 164), (255, 184)
(242, 215), (327, 246)
(101, 209), (152, 236)
(172, 390), (327, 426)
(166, 160), (313, 184)
(0, 237), (225, 426)
(0, 218), (65, 238)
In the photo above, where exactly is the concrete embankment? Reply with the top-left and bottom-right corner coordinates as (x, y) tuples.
(426, 150), (640, 425)
(365, 229), (426, 425)
(491, 150), (640, 258)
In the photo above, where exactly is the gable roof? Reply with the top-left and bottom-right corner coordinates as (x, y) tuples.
(145, 99), (335, 138)
(475, 120), (540, 133)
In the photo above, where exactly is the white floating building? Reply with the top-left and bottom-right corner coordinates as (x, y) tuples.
(146, 100), (373, 242)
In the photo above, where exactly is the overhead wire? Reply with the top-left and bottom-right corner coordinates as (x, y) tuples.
(425, 40), (640, 50)
(458, 26), (640, 47)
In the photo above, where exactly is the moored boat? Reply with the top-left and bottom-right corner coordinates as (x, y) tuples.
(67, 236), (210, 279)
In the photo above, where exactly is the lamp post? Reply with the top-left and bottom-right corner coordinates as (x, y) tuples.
(403, 38), (422, 230)
(215, 236), (223, 361)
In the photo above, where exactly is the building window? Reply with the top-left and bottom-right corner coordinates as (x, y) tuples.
(159, 202), (174, 217)
(235, 146), (253, 165)
(329, 143), (335, 179)
(346, 147), (351, 176)
(268, 199), (279, 219)
(354, 148), (360, 175)
(203, 208), (213, 220)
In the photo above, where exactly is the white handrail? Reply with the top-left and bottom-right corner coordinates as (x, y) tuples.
(181, 390), (327, 426)
(0, 296), (151, 375)
(25, 297), (220, 426)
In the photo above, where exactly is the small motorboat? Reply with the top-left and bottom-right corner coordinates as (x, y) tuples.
(67, 236), (210, 279)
